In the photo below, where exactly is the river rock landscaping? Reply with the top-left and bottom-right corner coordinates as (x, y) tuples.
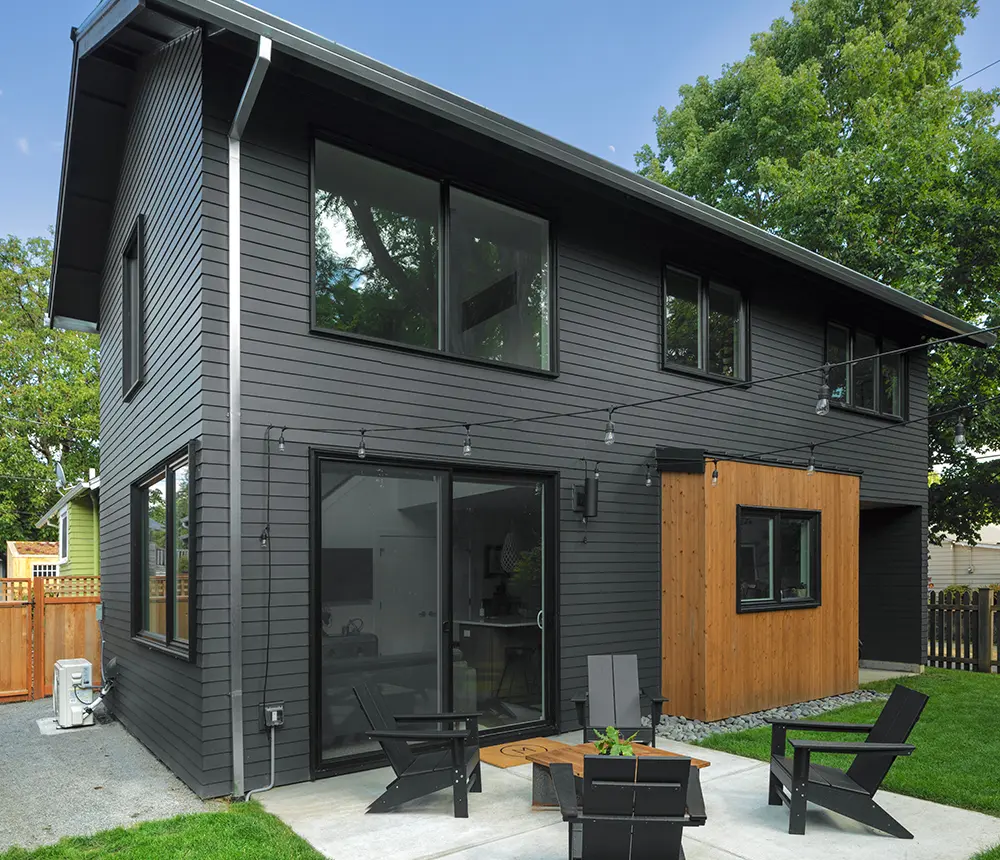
(646, 689), (889, 743)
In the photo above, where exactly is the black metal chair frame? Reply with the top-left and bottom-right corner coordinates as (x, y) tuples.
(550, 755), (706, 860)
(766, 684), (928, 838)
(572, 655), (668, 749)
(353, 684), (483, 818)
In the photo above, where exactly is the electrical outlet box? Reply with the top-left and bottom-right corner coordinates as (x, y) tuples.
(259, 702), (284, 730)
(95, 603), (103, 623)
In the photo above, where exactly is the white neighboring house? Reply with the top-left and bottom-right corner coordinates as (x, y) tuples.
(929, 524), (1000, 591)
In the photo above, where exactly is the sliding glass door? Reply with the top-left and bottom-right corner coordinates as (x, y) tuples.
(314, 458), (552, 771)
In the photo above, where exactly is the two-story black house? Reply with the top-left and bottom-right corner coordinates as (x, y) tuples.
(48, 0), (993, 798)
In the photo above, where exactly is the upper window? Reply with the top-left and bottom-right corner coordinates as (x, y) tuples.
(133, 446), (192, 657)
(826, 324), (904, 417)
(122, 215), (145, 399)
(663, 266), (746, 380)
(737, 507), (821, 613)
(33, 563), (59, 577)
(58, 509), (69, 563)
(313, 140), (552, 372)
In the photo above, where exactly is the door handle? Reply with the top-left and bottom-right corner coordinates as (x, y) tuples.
(536, 610), (544, 631)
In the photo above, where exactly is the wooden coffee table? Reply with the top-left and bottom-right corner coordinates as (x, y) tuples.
(526, 742), (710, 807)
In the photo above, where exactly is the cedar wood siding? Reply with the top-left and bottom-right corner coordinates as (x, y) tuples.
(198, 44), (930, 792)
(98, 31), (218, 796)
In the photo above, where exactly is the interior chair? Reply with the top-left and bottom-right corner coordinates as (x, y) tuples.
(353, 683), (482, 818)
(572, 654), (667, 748)
(766, 684), (928, 837)
(550, 754), (706, 859)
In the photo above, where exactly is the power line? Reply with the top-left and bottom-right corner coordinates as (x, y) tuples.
(955, 58), (1000, 86)
(355, 322), (1000, 439)
(0, 412), (96, 434)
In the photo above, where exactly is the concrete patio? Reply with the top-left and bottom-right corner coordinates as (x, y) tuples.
(260, 732), (1000, 860)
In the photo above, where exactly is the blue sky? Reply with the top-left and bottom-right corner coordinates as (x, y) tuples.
(1, 0), (998, 239)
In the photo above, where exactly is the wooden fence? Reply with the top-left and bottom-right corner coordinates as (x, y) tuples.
(927, 587), (999, 672)
(0, 576), (101, 701)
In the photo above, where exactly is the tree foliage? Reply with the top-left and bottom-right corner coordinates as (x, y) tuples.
(636, 0), (1000, 542)
(0, 236), (99, 542)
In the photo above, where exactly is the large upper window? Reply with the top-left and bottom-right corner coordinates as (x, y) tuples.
(313, 140), (552, 371)
(737, 507), (820, 613)
(826, 324), (904, 417)
(663, 266), (746, 380)
(133, 447), (192, 657)
(122, 215), (145, 399)
(58, 509), (69, 563)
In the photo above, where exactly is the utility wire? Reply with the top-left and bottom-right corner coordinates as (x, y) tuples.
(955, 58), (1000, 86)
(356, 322), (1000, 439)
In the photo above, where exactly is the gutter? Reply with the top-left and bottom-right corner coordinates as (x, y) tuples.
(228, 33), (271, 801)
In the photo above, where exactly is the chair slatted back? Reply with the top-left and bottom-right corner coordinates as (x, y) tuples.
(588, 654), (642, 729)
(846, 684), (928, 796)
(353, 683), (415, 775)
(580, 755), (692, 860)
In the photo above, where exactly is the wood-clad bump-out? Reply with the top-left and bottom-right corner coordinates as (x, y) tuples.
(661, 460), (859, 721)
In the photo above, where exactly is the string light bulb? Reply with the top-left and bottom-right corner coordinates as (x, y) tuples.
(594, 462), (601, 480)
(806, 444), (816, 477)
(462, 425), (472, 457)
(357, 429), (367, 459)
(711, 460), (719, 487)
(277, 428), (286, 454)
(815, 363), (831, 416)
(955, 418), (966, 447)
(645, 464), (653, 488)
(259, 526), (269, 550)
(604, 409), (616, 445)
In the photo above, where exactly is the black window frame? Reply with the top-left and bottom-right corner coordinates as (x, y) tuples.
(825, 323), (906, 419)
(131, 441), (196, 661)
(122, 215), (145, 401)
(309, 136), (558, 378)
(662, 264), (749, 382)
(736, 505), (821, 614)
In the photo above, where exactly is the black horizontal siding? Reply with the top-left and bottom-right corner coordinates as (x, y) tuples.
(98, 31), (215, 796)
(195, 42), (931, 792)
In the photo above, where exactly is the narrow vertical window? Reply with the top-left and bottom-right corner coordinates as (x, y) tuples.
(663, 268), (701, 370)
(58, 509), (69, 563)
(826, 324), (850, 403)
(852, 331), (878, 411)
(880, 340), (903, 417)
(122, 215), (145, 399)
(133, 447), (193, 658)
(706, 282), (743, 378)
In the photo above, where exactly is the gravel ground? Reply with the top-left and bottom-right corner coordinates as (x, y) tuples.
(0, 698), (217, 852)
(646, 689), (890, 743)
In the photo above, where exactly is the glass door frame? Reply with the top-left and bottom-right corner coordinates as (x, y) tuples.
(309, 448), (560, 778)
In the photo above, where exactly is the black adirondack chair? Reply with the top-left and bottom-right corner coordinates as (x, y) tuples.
(550, 755), (706, 860)
(572, 655), (667, 748)
(353, 684), (482, 818)
(766, 684), (928, 838)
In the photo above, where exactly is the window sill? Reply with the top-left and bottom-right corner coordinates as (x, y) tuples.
(831, 401), (904, 423)
(132, 634), (190, 662)
(309, 324), (559, 379)
(737, 599), (821, 614)
(123, 377), (144, 403)
(662, 363), (750, 388)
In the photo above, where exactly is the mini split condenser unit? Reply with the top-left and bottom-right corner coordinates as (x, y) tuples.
(53, 658), (95, 729)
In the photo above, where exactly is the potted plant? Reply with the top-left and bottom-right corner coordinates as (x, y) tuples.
(593, 725), (638, 756)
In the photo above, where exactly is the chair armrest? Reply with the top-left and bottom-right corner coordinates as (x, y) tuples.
(395, 712), (482, 721)
(766, 718), (875, 732)
(788, 739), (915, 756)
(648, 696), (669, 705)
(367, 729), (472, 741)
(550, 762), (579, 821)
(685, 767), (707, 824)
(572, 695), (587, 729)
(768, 718), (875, 758)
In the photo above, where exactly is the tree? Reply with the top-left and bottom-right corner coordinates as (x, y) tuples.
(0, 235), (99, 542)
(636, 0), (1000, 543)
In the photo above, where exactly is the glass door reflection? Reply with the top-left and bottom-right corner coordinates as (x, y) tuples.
(451, 477), (545, 728)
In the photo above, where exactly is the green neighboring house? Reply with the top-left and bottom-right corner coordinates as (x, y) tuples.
(37, 473), (100, 577)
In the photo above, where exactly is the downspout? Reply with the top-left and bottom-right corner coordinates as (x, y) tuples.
(228, 34), (272, 800)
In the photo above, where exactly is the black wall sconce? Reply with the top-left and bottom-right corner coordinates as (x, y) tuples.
(573, 459), (599, 523)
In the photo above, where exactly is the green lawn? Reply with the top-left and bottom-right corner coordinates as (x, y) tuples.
(0, 801), (323, 860)
(697, 669), (1000, 817)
